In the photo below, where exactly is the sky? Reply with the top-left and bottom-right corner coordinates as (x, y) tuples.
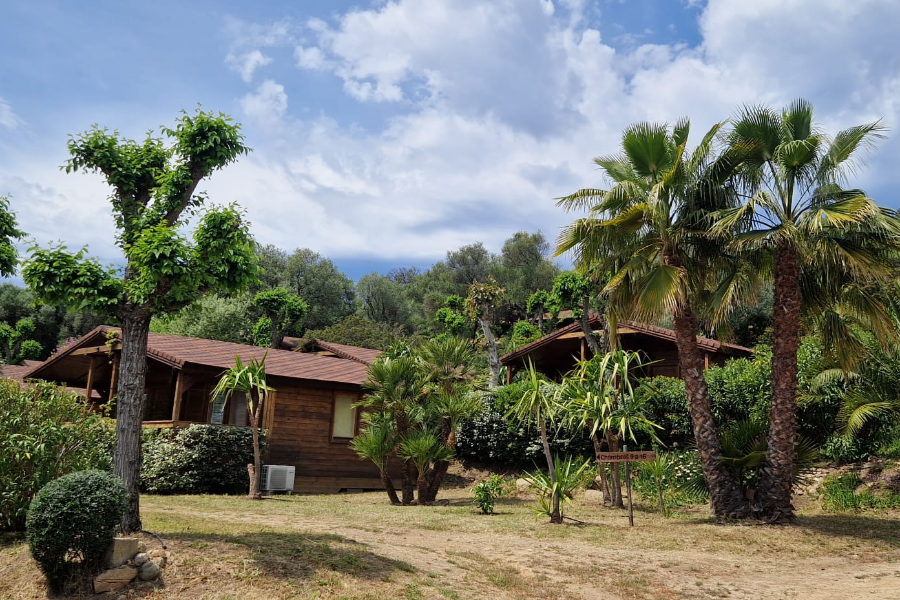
(1, 0), (899, 281)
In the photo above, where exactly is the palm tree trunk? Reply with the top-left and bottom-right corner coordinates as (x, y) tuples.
(591, 432), (611, 505)
(381, 470), (400, 505)
(417, 472), (429, 505)
(672, 299), (749, 519)
(393, 407), (415, 505)
(479, 316), (501, 388)
(606, 431), (625, 508)
(426, 418), (453, 502)
(757, 244), (801, 522)
(114, 306), (152, 533)
(247, 398), (262, 500)
(580, 296), (601, 356)
(540, 417), (562, 523)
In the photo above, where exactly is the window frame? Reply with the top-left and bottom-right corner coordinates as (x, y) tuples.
(330, 391), (360, 442)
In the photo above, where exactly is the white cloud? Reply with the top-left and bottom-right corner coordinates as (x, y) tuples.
(0, 96), (22, 129)
(294, 45), (328, 70)
(239, 80), (288, 128)
(225, 50), (272, 83)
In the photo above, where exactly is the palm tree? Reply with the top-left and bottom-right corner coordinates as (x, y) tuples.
(211, 353), (273, 500)
(359, 356), (425, 505)
(506, 362), (563, 523)
(398, 430), (454, 504)
(561, 349), (661, 508)
(715, 99), (899, 521)
(349, 412), (400, 504)
(556, 120), (751, 519)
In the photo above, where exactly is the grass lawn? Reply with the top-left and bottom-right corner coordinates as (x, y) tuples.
(2, 486), (900, 599)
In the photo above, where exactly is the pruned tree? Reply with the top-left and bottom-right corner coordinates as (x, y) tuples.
(465, 278), (505, 388)
(0, 319), (43, 365)
(22, 109), (258, 532)
(252, 287), (308, 348)
(0, 196), (24, 277)
(527, 289), (549, 332)
(549, 272), (602, 355)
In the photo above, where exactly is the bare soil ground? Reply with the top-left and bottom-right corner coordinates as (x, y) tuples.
(2, 484), (899, 600)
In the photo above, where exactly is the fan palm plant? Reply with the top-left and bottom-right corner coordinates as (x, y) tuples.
(506, 362), (563, 523)
(556, 119), (751, 518)
(211, 353), (273, 500)
(349, 412), (400, 504)
(359, 356), (426, 504)
(398, 430), (454, 504)
(714, 99), (900, 521)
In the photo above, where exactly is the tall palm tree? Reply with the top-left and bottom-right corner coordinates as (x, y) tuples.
(359, 356), (425, 505)
(211, 353), (274, 500)
(556, 119), (752, 519)
(716, 99), (899, 521)
(506, 362), (563, 523)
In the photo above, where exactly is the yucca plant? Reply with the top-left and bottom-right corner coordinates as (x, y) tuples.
(212, 352), (273, 500)
(643, 453), (671, 516)
(524, 456), (592, 520)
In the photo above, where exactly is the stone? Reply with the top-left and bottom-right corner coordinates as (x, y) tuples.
(583, 489), (604, 504)
(592, 476), (604, 490)
(105, 537), (140, 568)
(148, 549), (168, 569)
(133, 553), (149, 566)
(516, 478), (532, 493)
(94, 565), (137, 593)
(138, 560), (161, 581)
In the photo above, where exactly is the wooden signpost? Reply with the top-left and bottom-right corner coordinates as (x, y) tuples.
(597, 447), (657, 527)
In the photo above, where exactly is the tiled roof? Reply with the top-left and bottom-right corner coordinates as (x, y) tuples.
(3, 360), (102, 398)
(310, 340), (382, 366)
(24, 326), (370, 386)
(500, 316), (752, 365)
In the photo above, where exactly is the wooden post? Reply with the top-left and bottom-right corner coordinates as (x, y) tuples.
(108, 352), (120, 404)
(580, 338), (586, 361)
(624, 444), (634, 527)
(704, 352), (710, 370)
(84, 357), (96, 402)
(171, 370), (185, 422)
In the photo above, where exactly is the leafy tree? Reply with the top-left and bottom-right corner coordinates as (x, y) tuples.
(287, 248), (355, 329)
(0, 195), (24, 277)
(716, 99), (899, 521)
(549, 271), (602, 355)
(211, 354), (273, 500)
(447, 242), (493, 287)
(304, 314), (400, 350)
(556, 119), (751, 519)
(357, 272), (412, 330)
(527, 289), (550, 331)
(22, 109), (257, 532)
(465, 278), (505, 388)
(252, 287), (308, 348)
(509, 320), (541, 348)
(150, 293), (256, 344)
(493, 231), (559, 317)
(434, 294), (468, 337)
(0, 319), (42, 365)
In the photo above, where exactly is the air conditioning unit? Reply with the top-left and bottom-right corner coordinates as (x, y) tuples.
(261, 465), (295, 493)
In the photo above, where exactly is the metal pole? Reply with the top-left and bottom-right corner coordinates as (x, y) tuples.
(625, 444), (634, 527)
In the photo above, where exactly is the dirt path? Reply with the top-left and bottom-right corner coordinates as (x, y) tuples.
(148, 503), (900, 600)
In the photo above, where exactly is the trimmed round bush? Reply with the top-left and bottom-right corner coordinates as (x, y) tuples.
(26, 470), (127, 591)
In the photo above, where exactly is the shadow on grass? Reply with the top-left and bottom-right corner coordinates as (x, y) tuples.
(0, 532), (25, 549)
(166, 530), (414, 583)
(796, 513), (900, 547)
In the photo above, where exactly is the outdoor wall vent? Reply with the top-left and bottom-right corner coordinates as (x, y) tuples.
(261, 465), (296, 493)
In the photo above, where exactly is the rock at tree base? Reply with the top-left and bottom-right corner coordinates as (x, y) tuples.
(105, 537), (140, 568)
(133, 552), (149, 566)
(138, 560), (161, 581)
(94, 565), (138, 593)
(583, 489), (604, 503)
(148, 549), (169, 568)
(516, 478), (531, 493)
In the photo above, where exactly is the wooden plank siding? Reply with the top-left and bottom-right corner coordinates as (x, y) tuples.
(266, 384), (384, 492)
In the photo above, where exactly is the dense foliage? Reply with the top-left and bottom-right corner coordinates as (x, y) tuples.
(26, 470), (126, 591)
(0, 380), (113, 531)
(141, 425), (264, 495)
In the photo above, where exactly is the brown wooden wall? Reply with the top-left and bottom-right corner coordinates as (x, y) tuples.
(265, 382), (383, 492)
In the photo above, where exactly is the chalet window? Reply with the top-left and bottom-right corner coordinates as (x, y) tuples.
(209, 393), (227, 425)
(332, 394), (357, 439)
(231, 392), (248, 426)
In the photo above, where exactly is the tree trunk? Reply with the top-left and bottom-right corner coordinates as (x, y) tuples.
(591, 432), (611, 505)
(381, 470), (400, 504)
(540, 417), (562, 524)
(247, 396), (262, 500)
(757, 244), (801, 522)
(606, 431), (625, 508)
(426, 417), (453, 502)
(479, 315), (501, 388)
(672, 299), (749, 519)
(269, 318), (280, 349)
(536, 308), (545, 332)
(580, 295), (601, 356)
(416, 472), (429, 505)
(114, 307), (152, 533)
(393, 407), (415, 505)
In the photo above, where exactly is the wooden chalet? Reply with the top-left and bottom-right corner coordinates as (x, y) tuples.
(501, 315), (753, 382)
(20, 326), (384, 493)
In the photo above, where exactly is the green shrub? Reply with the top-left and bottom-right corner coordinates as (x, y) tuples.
(141, 424), (265, 494)
(820, 473), (900, 512)
(0, 379), (114, 531)
(26, 470), (126, 592)
(633, 451), (708, 507)
(524, 456), (591, 519)
(472, 475), (506, 514)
